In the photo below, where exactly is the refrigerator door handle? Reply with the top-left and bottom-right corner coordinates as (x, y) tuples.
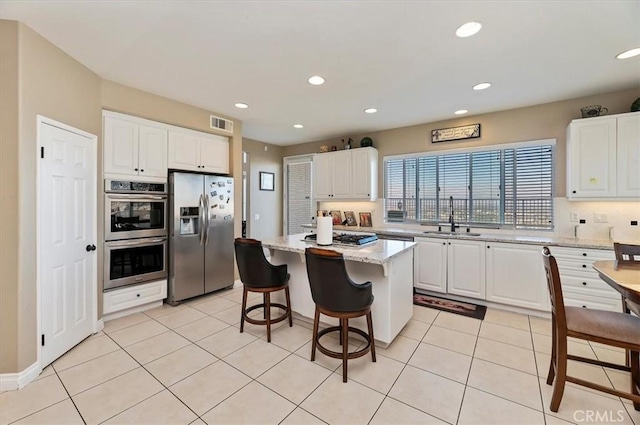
(198, 193), (205, 246)
(204, 194), (210, 246)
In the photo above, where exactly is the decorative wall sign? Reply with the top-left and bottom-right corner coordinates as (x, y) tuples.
(259, 171), (274, 191)
(431, 124), (481, 143)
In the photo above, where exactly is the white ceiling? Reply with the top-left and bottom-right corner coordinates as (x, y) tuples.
(1, 1), (639, 146)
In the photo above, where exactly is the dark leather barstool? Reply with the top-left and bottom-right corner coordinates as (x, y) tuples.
(305, 247), (376, 382)
(234, 238), (292, 342)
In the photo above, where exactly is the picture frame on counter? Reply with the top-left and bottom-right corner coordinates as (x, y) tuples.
(317, 210), (328, 218)
(359, 212), (372, 227)
(431, 123), (481, 143)
(330, 210), (342, 225)
(259, 171), (275, 191)
(344, 211), (357, 226)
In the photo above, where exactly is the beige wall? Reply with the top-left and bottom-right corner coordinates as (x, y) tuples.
(0, 20), (103, 373)
(0, 20), (21, 374)
(242, 138), (284, 239)
(283, 87), (640, 197)
(0, 21), (244, 374)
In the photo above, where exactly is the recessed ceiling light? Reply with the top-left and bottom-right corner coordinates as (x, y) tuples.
(235, 103), (248, 109)
(293, 124), (304, 129)
(456, 22), (482, 38)
(308, 76), (325, 85)
(364, 108), (378, 114)
(472, 82), (492, 90)
(454, 109), (468, 115)
(616, 47), (640, 59)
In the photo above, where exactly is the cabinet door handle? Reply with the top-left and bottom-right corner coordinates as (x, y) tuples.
(582, 305), (587, 308)
(140, 169), (144, 172)
(582, 264), (587, 268)
(582, 282), (587, 286)
(136, 294), (140, 297)
(572, 190), (576, 194)
(487, 245), (490, 249)
(134, 168), (138, 171)
(582, 253), (587, 257)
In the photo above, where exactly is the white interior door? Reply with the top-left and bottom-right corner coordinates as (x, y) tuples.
(39, 119), (97, 367)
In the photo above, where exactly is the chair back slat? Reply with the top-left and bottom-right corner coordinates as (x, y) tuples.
(542, 247), (567, 329)
(613, 242), (640, 262)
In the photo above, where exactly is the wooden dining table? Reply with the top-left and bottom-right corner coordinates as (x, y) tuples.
(592, 260), (640, 305)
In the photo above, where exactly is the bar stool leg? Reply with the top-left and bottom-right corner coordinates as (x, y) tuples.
(366, 311), (376, 362)
(265, 292), (272, 343)
(342, 318), (348, 382)
(631, 350), (639, 410)
(240, 286), (248, 334)
(311, 306), (320, 361)
(285, 286), (293, 327)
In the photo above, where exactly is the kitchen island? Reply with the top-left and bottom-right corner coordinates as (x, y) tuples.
(262, 233), (416, 346)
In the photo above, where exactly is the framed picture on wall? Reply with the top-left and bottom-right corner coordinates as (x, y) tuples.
(259, 172), (274, 191)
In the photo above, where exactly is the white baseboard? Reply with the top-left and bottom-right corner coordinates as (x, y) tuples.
(0, 362), (41, 391)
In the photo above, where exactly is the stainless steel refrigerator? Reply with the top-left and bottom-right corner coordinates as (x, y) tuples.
(168, 172), (234, 305)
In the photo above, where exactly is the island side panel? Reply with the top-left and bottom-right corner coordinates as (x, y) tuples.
(269, 247), (414, 345)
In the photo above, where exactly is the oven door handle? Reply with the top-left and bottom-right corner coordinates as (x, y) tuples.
(106, 237), (167, 248)
(198, 194), (205, 246)
(106, 194), (167, 201)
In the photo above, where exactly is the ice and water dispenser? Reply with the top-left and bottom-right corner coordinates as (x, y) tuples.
(180, 206), (200, 235)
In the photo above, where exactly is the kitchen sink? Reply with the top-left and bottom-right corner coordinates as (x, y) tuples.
(423, 231), (482, 236)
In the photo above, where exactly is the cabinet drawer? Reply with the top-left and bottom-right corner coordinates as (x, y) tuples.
(104, 279), (167, 314)
(561, 275), (621, 299)
(563, 291), (622, 312)
(551, 247), (614, 261)
(556, 258), (603, 276)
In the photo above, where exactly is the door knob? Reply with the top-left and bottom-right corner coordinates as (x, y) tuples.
(86, 244), (96, 252)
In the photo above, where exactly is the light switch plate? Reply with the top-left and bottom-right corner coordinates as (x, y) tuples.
(570, 212), (579, 222)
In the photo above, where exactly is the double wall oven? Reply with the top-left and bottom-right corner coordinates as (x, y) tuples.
(104, 179), (168, 291)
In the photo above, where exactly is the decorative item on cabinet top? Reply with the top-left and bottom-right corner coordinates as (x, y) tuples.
(360, 137), (373, 148)
(580, 105), (608, 118)
(341, 138), (353, 150)
(631, 98), (640, 112)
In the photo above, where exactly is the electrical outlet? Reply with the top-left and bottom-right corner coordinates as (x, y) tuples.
(594, 213), (608, 223)
(570, 212), (579, 222)
(254, 214), (259, 220)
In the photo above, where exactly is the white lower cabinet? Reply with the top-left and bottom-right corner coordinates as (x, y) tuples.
(414, 238), (485, 298)
(447, 240), (486, 298)
(486, 243), (549, 311)
(103, 279), (167, 315)
(550, 247), (620, 312)
(414, 238), (448, 293)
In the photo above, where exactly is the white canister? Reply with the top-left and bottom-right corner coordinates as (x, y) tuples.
(316, 216), (333, 246)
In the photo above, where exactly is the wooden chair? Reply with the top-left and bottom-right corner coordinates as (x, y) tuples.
(305, 247), (376, 382)
(542, 247), (640, 412)
(234, 238), (292, 342)
(614, 242), (640, 316)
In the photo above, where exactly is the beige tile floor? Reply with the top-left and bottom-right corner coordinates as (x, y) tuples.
(1, 287), (639, 425)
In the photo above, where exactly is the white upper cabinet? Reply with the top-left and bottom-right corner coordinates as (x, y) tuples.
(168, 130), (229, 174)
(103, 115), (167, 179)
(567, 112), (640, 199)
(313, 147), (378, 200)
(616, 113), (640, 197)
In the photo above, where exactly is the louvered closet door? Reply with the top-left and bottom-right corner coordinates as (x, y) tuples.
(286, 160), (313, 234)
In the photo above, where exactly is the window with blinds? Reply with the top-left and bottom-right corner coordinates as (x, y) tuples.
(384, 143), (554, 229)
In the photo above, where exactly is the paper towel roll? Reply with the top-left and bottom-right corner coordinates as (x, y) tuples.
(316, 216), (333, 246)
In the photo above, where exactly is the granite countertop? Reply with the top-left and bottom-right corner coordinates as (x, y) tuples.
(262, 233), (417, 265)
(300, 224), (616, 250)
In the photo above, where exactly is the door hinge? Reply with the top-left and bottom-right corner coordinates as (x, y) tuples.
(41, 334), (45, 346)
(40, 147), (44, 158)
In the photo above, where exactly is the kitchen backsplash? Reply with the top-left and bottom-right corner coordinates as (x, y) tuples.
(317, 198), (640, 242)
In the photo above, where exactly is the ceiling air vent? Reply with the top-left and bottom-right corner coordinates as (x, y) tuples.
(210, 115), (233, 133)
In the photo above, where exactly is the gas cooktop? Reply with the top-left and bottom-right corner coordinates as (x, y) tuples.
(303, 233), (378, 246)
